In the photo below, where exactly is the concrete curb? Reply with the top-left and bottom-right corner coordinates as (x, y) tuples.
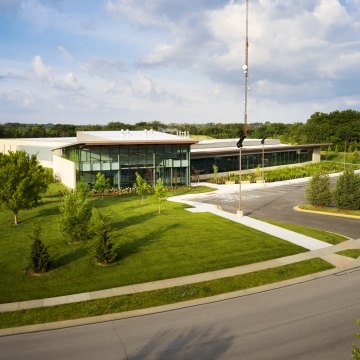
(294, 205), (360, 219)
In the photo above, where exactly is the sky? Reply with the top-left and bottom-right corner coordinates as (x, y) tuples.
(0, 0), (360, 125)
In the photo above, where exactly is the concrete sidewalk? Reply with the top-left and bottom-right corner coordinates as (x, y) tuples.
(168, 195), (331, 251)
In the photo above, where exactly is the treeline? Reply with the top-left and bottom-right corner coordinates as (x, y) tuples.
(1, 110), (359, 150)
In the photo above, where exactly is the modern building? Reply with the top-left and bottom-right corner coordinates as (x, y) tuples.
(0, 131), (327, 188)
(190, 138), (324, 180)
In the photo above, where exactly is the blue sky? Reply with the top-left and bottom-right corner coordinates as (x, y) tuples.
(1, 0), (360, 125)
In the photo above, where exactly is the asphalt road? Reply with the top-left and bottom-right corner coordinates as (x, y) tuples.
(2, 266), (360, 360)
(190, 182), (360, 239)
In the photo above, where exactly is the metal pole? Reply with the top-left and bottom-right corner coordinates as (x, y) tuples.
(243, 0), (249, 137)
(262, 143), (264, 182)
(238, 147), (242, 214)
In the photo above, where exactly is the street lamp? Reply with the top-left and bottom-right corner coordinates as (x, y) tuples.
(261, 137), (266, 184)
(237, 132), (247, 216)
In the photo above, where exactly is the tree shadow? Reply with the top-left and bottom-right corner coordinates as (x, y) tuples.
(116, 224), (177, 261)
(28, 204), (60, 220)
(124, 326), (234, 360)
(111, 210), (159, 230)
(53, 246), (88, 267)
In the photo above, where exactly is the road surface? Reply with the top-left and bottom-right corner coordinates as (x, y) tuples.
(190, 182), (360, 239)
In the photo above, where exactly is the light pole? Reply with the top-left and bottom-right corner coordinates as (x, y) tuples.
(344, 139), (347, 171)
(237, 0), (250, 217)
(261, 137), (266, 183)
(237, 133), (246, 216)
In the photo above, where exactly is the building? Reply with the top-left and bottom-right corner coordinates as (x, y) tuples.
(0, 131), (327, 188)
(190, 138), (324, 181)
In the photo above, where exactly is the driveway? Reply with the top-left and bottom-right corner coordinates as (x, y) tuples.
(187, 181), (360, 239)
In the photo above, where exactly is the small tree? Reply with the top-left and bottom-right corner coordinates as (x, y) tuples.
(59, 187), (93, 243)
(135, 172), (151, 204)
(306, 172), (332, 207)
(94, 172), (110, 195)
(90, 210), (117, 265)
(154, 178), (167, 214)
(333, 169), (360, 210)
(0, 151), (48, 225)
(212, 164), (219, 180)
(28, 224), (52, 274)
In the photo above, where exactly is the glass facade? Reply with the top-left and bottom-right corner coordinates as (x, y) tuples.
(191, 149), (313, 176)
(62, 144), (191, 188)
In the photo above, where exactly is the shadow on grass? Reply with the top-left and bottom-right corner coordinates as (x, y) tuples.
(34, 204), (60, 218)
(53, 246), (88, 267)
(117, 224), (177, 261)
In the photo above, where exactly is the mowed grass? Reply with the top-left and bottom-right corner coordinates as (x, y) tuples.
(258, 218), (348, 245)
(0, 183), (306, 303)
(336, 249), (360, 259)
(0, 258), (333, 329)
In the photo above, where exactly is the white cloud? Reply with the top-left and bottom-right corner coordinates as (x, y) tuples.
(106, 0), (172, 28)
(32, 55), (54, 83)
(63, 72), (81, 90)
(1, 0), (360, 124)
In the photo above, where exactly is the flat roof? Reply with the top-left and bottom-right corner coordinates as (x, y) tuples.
(76, 130), (197, 144)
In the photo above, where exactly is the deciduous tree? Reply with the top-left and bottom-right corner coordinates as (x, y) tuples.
(59, 186), (93, 243)
(135, 172), (150, 204)
(154, 178), (167, 214)
(0, 151), (48, 225)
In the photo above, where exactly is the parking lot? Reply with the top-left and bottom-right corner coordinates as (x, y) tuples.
(188, 182), (360, 239)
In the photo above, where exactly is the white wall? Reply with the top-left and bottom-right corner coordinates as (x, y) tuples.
(53, 154), (76, 189)
(312, 148), (321, 162)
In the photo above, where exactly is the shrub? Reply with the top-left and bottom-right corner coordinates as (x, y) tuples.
(333, 169), (360, 210)
(28, 224), (52, 273)
(59, 188), (93, 243)
(306, 172), (332, 207)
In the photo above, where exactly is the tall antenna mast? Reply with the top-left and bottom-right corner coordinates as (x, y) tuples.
(243, 0), (249, 136)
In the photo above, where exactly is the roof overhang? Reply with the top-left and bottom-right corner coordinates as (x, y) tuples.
(190, 143), (331, 159)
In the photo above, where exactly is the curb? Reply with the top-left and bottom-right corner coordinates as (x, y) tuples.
(294, 206), (360, 219)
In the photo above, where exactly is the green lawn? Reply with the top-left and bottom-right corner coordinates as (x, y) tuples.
(336, 249), (360, 259)
(0, 258), (333, 329)
(0, 183), (306, 303)
(259, 218), (348, 245)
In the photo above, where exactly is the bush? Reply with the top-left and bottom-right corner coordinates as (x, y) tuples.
(59, 188), (93, 243)
(306, 172), (332, 207)
(28, 224), (52, 273)
(333, 169), (360, 210)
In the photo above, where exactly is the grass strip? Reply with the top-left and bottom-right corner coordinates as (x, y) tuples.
(259, 218), (348, 245)
(298, 205), (360, 218)
(0, 258), (333, 329)
(336, 249), (360, 259)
